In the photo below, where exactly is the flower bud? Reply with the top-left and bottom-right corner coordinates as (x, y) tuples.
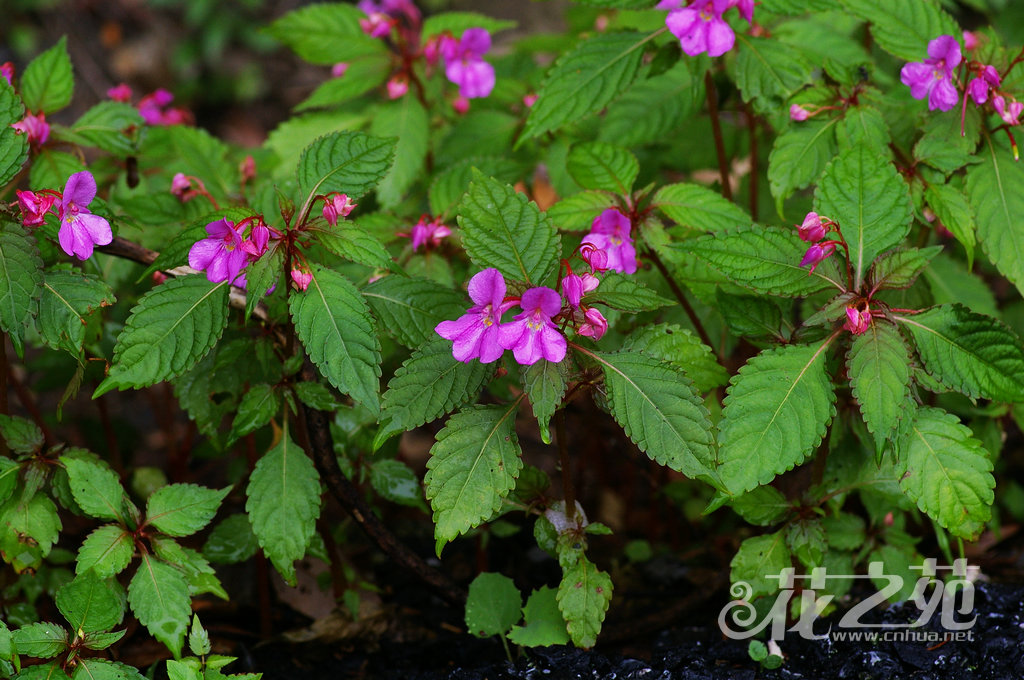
(799, 242), (835, 272)
(797, 212), (827, 242)
(387, 76), (409, 100)
(291, 268), (313, 291)
(578, 307), (608, 341)
(107, 83), (133, 102)
(789, 104), (810, 121)
(843, 305), (871, 335)
(171, 173), (192, 200)
(331, 62), (349, 78)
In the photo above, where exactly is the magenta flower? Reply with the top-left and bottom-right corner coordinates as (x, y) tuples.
(844, 305), (871, 335)
(578, 307), (608, 341)
(498, 287), (567, 365)
(993, 95), (1023, 126)
(665, 0), (741, 58)
(408, 216), (451, 252)
(138, 89), (189, 126)
(332, 63), (349, 78)
(12, 111), (49, 147)
(967, 65), (1000, 105)
(452, 96), (470, 115)
(107, 83), (133, 102)
(797, 212), (827, 242)
(561, 273), (585, 309)
(963, 30), (979, 51)
(358, 0), (420, 24)
(57, 171), (113, 261)
(1, 62), (13, 86)
(291, 267), (313, 292)
(360, 12), (393, 38)
(799, 242), (836, 273)
(436, 268), (515, 363)
(386, 76), (409, 99)
(322, 193), (356, 226)
(241, 222), (271, 258)
(582, 208), (637, 275)
(16, 190), (57, 227)
(789, 104), (811, 122)
(171, 173), (192, 200)
(188, 218), (250, 285)
(900, 35), (961, 112)
(442, 28), (496, 99)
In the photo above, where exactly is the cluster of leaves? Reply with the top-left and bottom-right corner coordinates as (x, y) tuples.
(2, 0), (1024, 675)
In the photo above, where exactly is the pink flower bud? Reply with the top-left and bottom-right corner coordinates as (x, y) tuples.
(242, 222), (271, 258)
(360, 12), (392, 38)
(387, 76), (409, 100)
(797, 212), (827, 242)
(291, 268), (313, 291)
(240, 155), (257, 183)
(799, 242), (835, 272)
(12, 111), (49, 146)
(580, 272), (600, 295)
(452, 95), (470, 115)
(107, 83), (133, 102)
(1, 62), (14, 86)
(171, 173), (192, 199)
(561, 273), (584, 308)
(578, 307), (608, 341)
(323, 193), (357, 226)
(963, 30), (979, 51)
(152, 271), (168, 285)
(331, 62), (349, 78)
(581, 244), (609, 272)
(789, 104), (810, 121)
(994, 95), (1023, 126)
(843, 305), (871, 335)
(523, 93), (538, 108)
(423, 38), (441, 66)
(16, 190), (57, 227)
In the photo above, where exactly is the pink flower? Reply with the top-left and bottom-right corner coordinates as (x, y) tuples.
(358, 0), (420, 24)
(138, 89), (189, 126)
(2, 62), (15, 86)
(900, 35), (961, 112)
(57, 171), (113, 261)
(171, 173), (192, 200)
(582, 208), (637, 274)
(452, 96), (470, 115)
(789, 104), (811, 122)
(436, 268), (516, 363)
(188, 218), (250, 285)
(498, 287), (567, 365)
(581, 245), (609, 273)
(666, 0), (742, 58)
(107, 83), (133, 102)
(360, 12), (393, 38)
(12, 111), (49, 147)
(799, 242), (836, 272)
(967, 65), (1000, 105)
(577, 307), (608, 341)
(963, 30), (979, 51)
(797, 212), (827, 242)
(387, 76), (409, 99)
(442, 28), (495, 99)
(16, 190), (58, 227)
(291, 267), (313, 291)
(408, 216), (451, 252)
(323, 193), (356, 226)
(993, 95), (1023, 126)
(241, 222), (271, 258)
(844, 305), (871, 335)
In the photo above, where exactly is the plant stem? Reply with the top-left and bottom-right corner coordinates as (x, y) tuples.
(704, 69), (733, 201)
(7, 360), (54, 446)
(744, 102), (759, 221)
(0, 334), (7, 457)
(554, 409), (576, 521)
(644, 247), (716, 353)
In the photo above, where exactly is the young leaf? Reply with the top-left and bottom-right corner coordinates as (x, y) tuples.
(20, 37), (73, 114)
(39, 269), (116, 356)
(369, 459), (425, 509)
(12, 623), (67, 659)
(424, 402), (523, 553)
(566, 141), (639, 194)
(620, 323), (727, 393)
(313, 223), (393, 271)
(289, 264), (382, 415)
(836, 105), (890, 155)
(967, 137), (1024, 297)
(297, 131), (396, 211)
(73, 659), (146, 680)
(896, 304), (1024, 402)
(0, 414), (44, 455)
(0, 79), (29, 186)
(842, 0), (960, 61)
(896, 407), (994, 538)
(145, 484), (231, 538)
(56, 571), (125, 634)
(767, 118), (839, 214)
(582, 349), (716, 481)
(522, 359), (568, 445)
(598, 60), (704, 147)
(293, 381), (340, 412)
(64, 102), (143, 155)
(557, 555), (612, 648)
(202, 514), (259, 565)
(128, 555), (190, 658)
(76, 525), (133, 578)
(428, 157), (523, 218)
(0, 222), (44, 357)
(588, 273), (671, 312)
(715, 291), (785, 339)
(521, 32), (647, 142)
(717, 339), (837, 495)
(848, 322), (912, 453)
(295, 53), (391, 111)
(730, 532), (792, 600)
(61, 457), (126, 522)
(546, 191), (618, 232)
(654, 183), (752, 232)
(93, 277), (230, 397)
(733, 34), (814, 107)
(729, 487), (791, 526)
(363, 275), (468, 349)
(868, 246), (942, 291)
(0, 494), (62, 567)
(371, 97), (429, 208)
(245, 432), (321, 585)
(458, 173), (559, 286)
(465, 572), (522, 638)
(230, 384), (278, 441)
(814, 145), (912, 287)
(683, 225), (844, 296)
(187, 615), (211, 657)
(264, 3), (387, 64)
(507, 586), (570, 647)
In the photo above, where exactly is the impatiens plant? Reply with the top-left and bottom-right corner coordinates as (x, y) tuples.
(3, 0), (1024, 674)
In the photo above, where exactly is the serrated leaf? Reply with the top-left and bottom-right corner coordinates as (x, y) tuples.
(598, 60), (704, 147)
(717, 340), (837, 495)
(522, 359), (567, 445)
(63, 102), (143, 155)
(21, 37), (73, 114)
(421, 12), (517, 39)
(76, 525), (133, 578)
(967, 137), (1024, 298)
(683, 225), (844, 297)
(914, 110), (979, 175)
(424, 403), (523, 552)
(94, 277), (229, 397)
(290, 264), (382, 414)
(146, 484), (230, 538)
(841, 0), (960, 61)
(458, 173), (559, 285)
(814, 145), (912, 287)
(39, 269), (115, 356)
(465, 572), (521, 637)
(654, 183), (751, 232)
(245, 432), (321, 585)
(202, 514), (258, 565)
(715, 291), (785, 339)
(566, 141), (638, 194)
(786, 519), (826, 569)
(188, 615), (211, 657)
(56, 571), (125, 634)
(868, 247), (941, 291)
(0, 222), (44, 357)
(730, 532), (792, 600)
(822, 512), (866, 550)
(0, 414), (43, 455)
(12, 623), (66, 659)
(0, 79), (29, 186)
(620, 323), (727, 393)
(557, 556), (612, 648)
(128, 555), (190, 657)
(264, 3), (388, 64)
(1, 493), (61, 569)
(896, 304), (1024, 402)
(508, 586), (570, 647)
(297, 131), (396, 215)
(230, 384), (278, 441)
(369, 459), (424, 509)
(767, 118), (839, 213)
(293, 381), (340, 411)
(370, 96), (428, 207)
(142, 126), (236, 201)
(362, 275), (467, 349)
(376, 337), (494, 445)
(521, 32), (646, 142)
(583, 349), (715, 480)
(896, 407), (994, 538)
(546, 191), (618, 232)
(296, 53), (391, 110)
(81, 629), (126, 652)
(923, 253), (997, 317)
(313, 223), (392, 270)
(924, 183), (974, 267)
(729, 487), (791, 526)
(429, 157), (522, 218)
(61, 457), (126, 522)
(836, 105), (890, 155)
(733, 35), (814, 107)
(848, 322), (913, 453)
(588, 273), (671, 312)
(72, 659), (146, 680)
(15, 663), (70, 680)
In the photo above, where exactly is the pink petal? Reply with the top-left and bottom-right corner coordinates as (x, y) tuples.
(467, 268), (506, 308)
(189, 239), (222, 271)
(79, 213), (112, 247)
(705, 18), (736, 58)
(64, 171), (97, 207)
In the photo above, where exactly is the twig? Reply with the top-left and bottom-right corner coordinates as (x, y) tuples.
(644, 247), (716, 353)
(7, 361), (55, 446)
(704, 70), (733, 201)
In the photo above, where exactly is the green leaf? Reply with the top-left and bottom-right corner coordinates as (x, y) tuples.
(717, 339), (837, 495)
(654, 183), (751, 232)
(967, 137), (1024, 298)
(370, 97), (429, 208)
(841, 0), (960, 61)
(293, 381), (340, 411)
(0, 457), (18, 505)
(39, 269), (115, 356)
(896, 407), (994, 538)
(914, 110), (978, 175)
(924, 183), (975, 267)
(56, 571), (125, 634)
(566, 141), (638, 194)
(76, 525), (133, 578)
(424, 403), (523, 553)
(465, 572), (521, 637)
(730, 532), (792, 600)
(20, 37), (73, 114)
(507, 586), (570, 647)
(848, 322), (913, 453)
(521, 32), (647, 142)
(264, 3), (388, 64)
(146, 484), (230, 538)
(202, 514), (259, 565)
(72, 659), (146, 680)
(588, 273), (671, 312)
(61, 457), (126, 522)
(814, 145), (912, 287)
(868, 247), (942, 291)
(0, 222), (44, 357)
(896, 304), (1024, 402)
(0, 79), (29, 186)
(767, 118), (839, 213)
(556, 555), (612, 648)
(296, 54), (391, 111)
(715, 291), (784, 339)
(0, 414), (43, 455)
(584, 349), (715, 480)
(94, 277), (229, 397)
(81, 629), (126, 652)
(245, 432), (321, 585)
(12, 623), (66, 659)
(923, 253), (997, 317)
(729, 487), (791, 526)
(429, 157), (523, 218)
(598, 60), (704, 147)
(230, 384), (278, 440)
(64, 102), (143, 155)
(128, 555), (190, 657)
(821, 512), (866, 550)
(314, 223), (393, 271)
(421, 12), (517, 39)
(733, 35), (814, 107)
(369, 459), (424, 509)
(683, 225), (844, 296)
(522, 359), (568, 445)
(363, 275), (467, 349)
(187, 615), (211, 657)
(786, 519), (826, 568)
(15, 663), (70, 680)
(836, 105), (890, 156)
(141, 126), (236, 201)
(620, 323), (727, 393)
(376, 337), (494, 446)
(297, 131), (396, 213)
(545, 191), (618, 232)
(0, 494), (61, 568)
(290, 265), (382, 414)
(458, 173), (559, 286)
